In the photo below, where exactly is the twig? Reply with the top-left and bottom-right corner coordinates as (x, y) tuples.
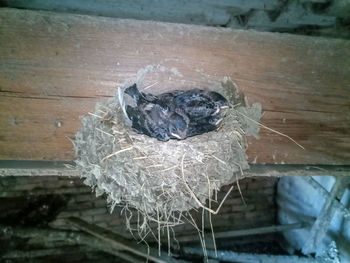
(145, 164), (163, 169)
(133, 155), (161, 160)
(210, 155), (226, 165)
(181, 154), (234, 215)
(236, 110), (305, 150)
(112, 129), (124, 135)
(202, 208), (208, 263)
(167, 224), (171, 256)
(143, 82), (159, 91)
(88, 112), (103, 119)
(233, 163), (247, 206)
(66, 217), (166, 263)
(157, 205), (161, 257)
(97, 109), (107, 115)
(101, 146), (133, 162)
(186, 212), (206, 259)
(159, 165), (178, 172)
(133, 156), (148, 160)
(95, 128), (114, 137)
(207, 176), (217, 257)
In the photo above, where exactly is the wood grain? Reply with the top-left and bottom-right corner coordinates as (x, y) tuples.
(0, 8), (349, 164)
(2, 165), (349, 177)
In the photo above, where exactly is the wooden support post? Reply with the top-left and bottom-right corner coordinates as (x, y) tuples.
(177, 222), (308, 243)
(1, 224), (145, 263)
(301, 176), (349, 255)
(0, 186), (90, 197)
(246, 165), (350, 177)
(2, 247), (96, 259)
(182, 247), (329, 263)
(1, 164), (350, 177)
(301, 176), (350, 218)
(0, 8), (350, 165)
(66, 217), (186, 263)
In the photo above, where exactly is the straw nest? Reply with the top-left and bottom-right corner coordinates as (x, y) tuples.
(73, 73), (261, 242)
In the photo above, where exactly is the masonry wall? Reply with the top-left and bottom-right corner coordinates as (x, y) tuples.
(0, 175), (278, 241)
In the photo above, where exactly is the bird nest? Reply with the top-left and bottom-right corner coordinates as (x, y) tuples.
(73, 74), (261, 243)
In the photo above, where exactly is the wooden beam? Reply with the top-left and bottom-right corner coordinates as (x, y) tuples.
(182, 247), (329, 263)
(2, 247), (96, 259)
(0, 186), (90, 197)
(246, 164), (350, 177)
(66, 217), (185, 263)
(1, 164), (350, 177)
(0, 8), (349, 164)
(301, 176), (349, 255)
(177, 222), (308, 242)
(1, 224), (144, 263)
(301, 176), (350, 218)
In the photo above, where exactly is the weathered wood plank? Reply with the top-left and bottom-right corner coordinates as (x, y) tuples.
(182, 247), (329, 263)
(1, 164), (349, 177)
(0, 8), (349, 164)
(66, 217), (184, 263)
(1, 224), (145, 262)
(301, 177), (349, 255)
(177, 222), (308, 242)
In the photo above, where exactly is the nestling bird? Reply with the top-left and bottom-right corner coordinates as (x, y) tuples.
(119, 83), (229, 141)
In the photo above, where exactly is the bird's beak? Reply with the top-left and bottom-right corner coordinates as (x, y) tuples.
(220, 105), (230, 110)
(170, 133), (181, 139)
(212, 105), (230, 116)
(220, 105), (230, 116)
(171, 129), (187, 139)
(215, 118), (223, 126)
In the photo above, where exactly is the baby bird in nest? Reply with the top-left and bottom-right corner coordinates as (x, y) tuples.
(120, 83), (229, 141)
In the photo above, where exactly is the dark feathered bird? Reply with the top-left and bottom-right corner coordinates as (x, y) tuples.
(121, 84), (229, 141)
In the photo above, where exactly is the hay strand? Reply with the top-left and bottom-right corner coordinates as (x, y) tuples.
(236, 110), (305, 150)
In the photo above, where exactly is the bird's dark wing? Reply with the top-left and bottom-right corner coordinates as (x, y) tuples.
(143, 104), (170, 141)
(186, 115), (219, 137)
(126, 105), (152, 137)
(173, 89), (218, 119)
(141, 92), (158, 103)
(206, 91), (229, 107)
(126, 103), (170, 141)
(156, 90), (181, 111)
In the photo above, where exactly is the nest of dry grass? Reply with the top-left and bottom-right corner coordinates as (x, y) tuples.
(73, 73), (261, 249)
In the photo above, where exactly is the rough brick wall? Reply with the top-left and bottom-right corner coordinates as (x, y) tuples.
(0, 175), (279, 241)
